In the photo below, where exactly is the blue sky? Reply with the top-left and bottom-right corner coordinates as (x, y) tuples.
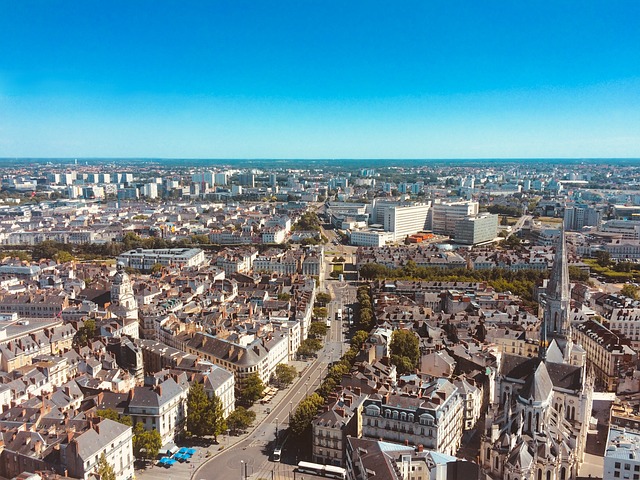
(1, 1), (639, 158)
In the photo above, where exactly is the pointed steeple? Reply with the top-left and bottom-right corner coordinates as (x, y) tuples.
(546, 226), (571, 304)
(543, 224), (572, 342)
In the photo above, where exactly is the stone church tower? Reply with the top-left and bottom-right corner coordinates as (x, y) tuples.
(110, 262), (138, 322)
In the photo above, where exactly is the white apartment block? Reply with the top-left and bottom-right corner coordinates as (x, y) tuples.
(454, 213), (498, 245)
(604, 426), (640, 480)
(350, 229), (391, 247)
(118, 248), (206, 272)
(361, 379), (463, 456)
(67, 419), (134, 480)
(202, 365), (236, 419)
(127, 376), (189, 445)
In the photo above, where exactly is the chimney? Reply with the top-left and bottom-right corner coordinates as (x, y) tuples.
(354, 387), (361, 396)
(417, 444), (424, 453)
(128, 389), (135, 401)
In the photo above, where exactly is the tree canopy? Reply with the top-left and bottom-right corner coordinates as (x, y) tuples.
(239, 373), (265, 407)
(226, 407), (256, 434)
(390, 330), (420, 375)
(274, 363), (297, 386)
(96, 453), (116, 480)
(187, 383), (227, 440)
(132, 422), (162, 462)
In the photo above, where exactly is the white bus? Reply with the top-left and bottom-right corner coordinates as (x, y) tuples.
(297, 461), (346, 480)
(273, 447), (282, 462)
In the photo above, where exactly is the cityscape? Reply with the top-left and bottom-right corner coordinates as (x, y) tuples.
(2, 2), (640, 480)
(0, 159), (637, 480)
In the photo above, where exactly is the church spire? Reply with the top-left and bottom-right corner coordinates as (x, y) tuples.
(546, 226), (570, 303)
(543, 224), (572, 340)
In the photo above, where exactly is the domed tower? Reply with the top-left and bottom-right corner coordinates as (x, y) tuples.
(110, 262), (138, 322)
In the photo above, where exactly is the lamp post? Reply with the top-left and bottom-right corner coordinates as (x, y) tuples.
(289, 401), (293, 423)
(275, 417), (279, 442)
(240, 460), (245, 480)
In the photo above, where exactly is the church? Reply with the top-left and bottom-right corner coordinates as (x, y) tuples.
(480, 229), (593, 480)
(108, 261), (140, 338)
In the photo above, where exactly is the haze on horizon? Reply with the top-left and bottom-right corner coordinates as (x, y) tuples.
(1, 1), (639, 160)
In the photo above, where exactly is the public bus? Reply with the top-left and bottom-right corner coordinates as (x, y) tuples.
(297, 461), (346, 479)
(272, 446), (282, 462)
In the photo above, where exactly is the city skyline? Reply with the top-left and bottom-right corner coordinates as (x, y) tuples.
(1, 1), (639, 159)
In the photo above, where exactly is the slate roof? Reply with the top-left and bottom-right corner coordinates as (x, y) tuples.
(74, 418), (130, 461)
(128, 377), (185, 409)
(520, 362), (553, 403)
(500, 354), (582, 391)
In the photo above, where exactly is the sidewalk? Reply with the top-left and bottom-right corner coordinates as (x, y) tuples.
(135, 360), (312, 480)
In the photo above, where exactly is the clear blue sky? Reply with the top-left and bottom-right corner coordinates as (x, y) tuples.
(1, 1), (639, 159)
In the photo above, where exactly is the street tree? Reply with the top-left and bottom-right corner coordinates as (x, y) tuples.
(275, 364), (297, 386)
(290, 393), (324, 437)
(621, 284), (639, 300)
(207, 393), (227, 443)
(132, 423), (162, 462)
(96, 453), (116, 480)
(351, 330), (369, 350)
(226, 407), (256, 434)
(315, 292), (332, 305)
(309, 322), (328, 338)
(313, 306), (328, 318)
(187, 382), (210, 437)
(239, 373), (265, 406)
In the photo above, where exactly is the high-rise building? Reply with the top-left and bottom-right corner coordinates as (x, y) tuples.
(239, 173), (255, 187)
(563, 204), (602, 231)
(383, 203), (430, 242)
(454, 214), (498, 245)
(429, 200), (479, 236)
(215, 172), (228, 185)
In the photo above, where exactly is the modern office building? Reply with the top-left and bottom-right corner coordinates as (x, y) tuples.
(430, 201), (479, 236)
(454, 214), (498, 245)
(383, 203), (431, 242)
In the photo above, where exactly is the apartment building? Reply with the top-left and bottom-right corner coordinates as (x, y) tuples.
(361, 379), (463, 456)
(572, 319), (636, 392)
(117, 248), (206, 272)
(312, 389), (368, 466)
(127, 375), (189, 444)
(66, 418), (134, 480)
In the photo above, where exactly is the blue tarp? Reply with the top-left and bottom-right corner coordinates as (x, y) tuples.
(186, 448), (196, 456)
